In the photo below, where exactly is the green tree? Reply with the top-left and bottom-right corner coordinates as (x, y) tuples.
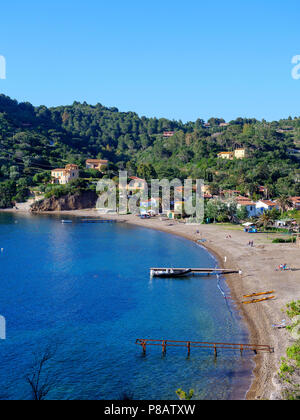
(176, 389), (194, 401)
(277, 195), (292, 214)
(237, 206), (249, 221)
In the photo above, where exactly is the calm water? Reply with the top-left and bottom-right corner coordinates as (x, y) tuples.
(0, 213), (253, 400)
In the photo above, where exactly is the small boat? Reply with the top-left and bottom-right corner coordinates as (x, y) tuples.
(61, 220), (73, 224)
(243, 291), (275, 298)
(150, 269), (192, 278)
(242, 296), (275, 305)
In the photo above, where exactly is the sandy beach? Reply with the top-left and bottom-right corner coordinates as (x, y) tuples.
(2, 207), (300, 400)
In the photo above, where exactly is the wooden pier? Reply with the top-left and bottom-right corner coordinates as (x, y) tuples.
(136, 339), (273, 357)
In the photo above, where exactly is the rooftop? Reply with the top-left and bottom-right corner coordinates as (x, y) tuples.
(86, 159), (108, 164)
(258, 200), (277, 206)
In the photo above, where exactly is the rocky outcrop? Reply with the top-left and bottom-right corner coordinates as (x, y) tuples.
(30, 191), (98, 212)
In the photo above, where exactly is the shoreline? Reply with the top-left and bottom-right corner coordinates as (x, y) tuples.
(2, 208), (299, 399)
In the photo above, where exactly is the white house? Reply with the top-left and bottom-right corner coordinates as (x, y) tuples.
(236, 197), (257, 217)
(256, 200), (278, 216)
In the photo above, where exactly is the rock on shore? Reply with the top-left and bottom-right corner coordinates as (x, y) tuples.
(30, 191), (98, 212)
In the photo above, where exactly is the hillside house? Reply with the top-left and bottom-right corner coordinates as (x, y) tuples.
(290, 197), (300, 210)
(217, 151), (234, 160)
(86, 159), (108, 172)
(163, 131), (175, 138)
(51, 164), (79, 185)
(234, 148), (246, 159)
(218, 149), (246, 160)
(256, 200), (279, 216)
(236, 196), (257, 217)
(220, 189), (241, 198)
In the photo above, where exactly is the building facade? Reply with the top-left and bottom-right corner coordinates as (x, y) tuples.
(256, 200), (278, 215)
(86, 159), (108, 172)
(218, 151), (234, 160)
(51, 164), (79, 185)
(234, 148), (246, 159)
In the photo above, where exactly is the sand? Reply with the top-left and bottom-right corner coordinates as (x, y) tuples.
(2, 207), (300, 400)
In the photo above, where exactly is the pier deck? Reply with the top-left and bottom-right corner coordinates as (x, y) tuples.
(136, 339), (273, 357)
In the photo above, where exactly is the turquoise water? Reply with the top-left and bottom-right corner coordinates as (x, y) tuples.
(0, 213), (253, 400)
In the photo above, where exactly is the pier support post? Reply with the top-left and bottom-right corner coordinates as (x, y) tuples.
(240, 345), (243, 357)
(142, 342), (146, 356)
(214, 345), (218, 359)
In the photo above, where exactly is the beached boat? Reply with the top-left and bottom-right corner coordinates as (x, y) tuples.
(243, 291), (275, 298)
(150, 269), (192, 278)
(242, 296), (275, 305)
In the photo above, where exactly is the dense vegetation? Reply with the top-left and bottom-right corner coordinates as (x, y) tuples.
(279, 301), (300, 400)
(0, 93), (300, 207)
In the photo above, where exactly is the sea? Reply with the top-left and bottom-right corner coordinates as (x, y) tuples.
(0, 213), (253, 400)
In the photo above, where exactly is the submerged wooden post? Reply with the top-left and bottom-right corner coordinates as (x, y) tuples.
(162, 341), (167, 356)
(187, 342), (191, 358)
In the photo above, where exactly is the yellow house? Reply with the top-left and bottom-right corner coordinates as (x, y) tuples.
(234, 148), (246, 159)
(218, 149), (246, 160)
(51, 164), (79, 185)
(202, 185), (211, 195)
(218, 151), (234, 160)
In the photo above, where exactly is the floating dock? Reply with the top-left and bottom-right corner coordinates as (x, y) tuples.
(136, 339), (273, 357)
(80, 219), (117, 223)
(150, 267), (240, 277)
(61, 219), (118, 224)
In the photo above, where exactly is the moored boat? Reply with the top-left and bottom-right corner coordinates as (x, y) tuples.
(150, 269), (192, 278)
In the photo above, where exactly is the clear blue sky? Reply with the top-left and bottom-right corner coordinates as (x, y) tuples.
(1, 0), (300, 122)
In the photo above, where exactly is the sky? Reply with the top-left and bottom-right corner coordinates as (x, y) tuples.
(1, 0), (300, 122)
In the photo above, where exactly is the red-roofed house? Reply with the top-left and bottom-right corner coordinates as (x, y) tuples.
(128, 177), (147, 192)
(163, 131), (175, 138)
(236, 197), (257, 217)
(51, 164), (79, 185)
(290, 197), (300, 210)
(256, 200), (279, 216)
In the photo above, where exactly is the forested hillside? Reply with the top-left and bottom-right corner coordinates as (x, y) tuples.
(0, 93), (299, 207)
